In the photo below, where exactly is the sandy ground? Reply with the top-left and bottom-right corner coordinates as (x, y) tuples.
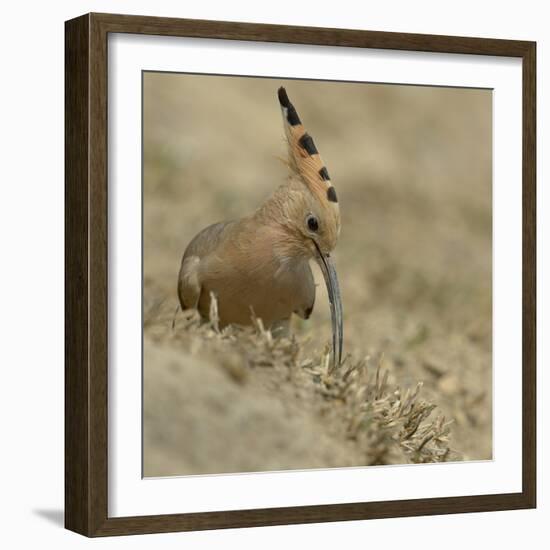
(142, 73), (492, 476)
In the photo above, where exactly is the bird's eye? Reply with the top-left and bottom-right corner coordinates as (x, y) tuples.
(307, 215), (319, 232)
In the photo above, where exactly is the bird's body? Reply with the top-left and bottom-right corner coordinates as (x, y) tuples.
(177, 87), (343, 365)
(178, 215), (314, 328)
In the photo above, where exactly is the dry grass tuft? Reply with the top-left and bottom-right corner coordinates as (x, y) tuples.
(145, 295), (459, 470)
(301, 353), (458, 465)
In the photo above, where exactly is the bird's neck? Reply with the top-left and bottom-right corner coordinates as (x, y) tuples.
(249, 184), (310, 263)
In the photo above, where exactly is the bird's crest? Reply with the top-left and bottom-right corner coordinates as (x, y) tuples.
(277, 87), (339, 211)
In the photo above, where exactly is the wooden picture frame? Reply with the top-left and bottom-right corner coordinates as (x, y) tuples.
(65, 12), (536, 537)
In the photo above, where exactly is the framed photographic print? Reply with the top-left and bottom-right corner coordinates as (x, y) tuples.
(65, 12), (536, 537)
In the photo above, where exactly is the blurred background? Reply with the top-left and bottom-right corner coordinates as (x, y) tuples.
(143, 73), (492, 476)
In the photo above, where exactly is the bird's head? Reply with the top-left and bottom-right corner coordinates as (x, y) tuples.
(285, 180), (341, 258)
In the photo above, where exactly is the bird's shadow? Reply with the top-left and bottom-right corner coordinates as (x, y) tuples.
(33, 508), (64, 527)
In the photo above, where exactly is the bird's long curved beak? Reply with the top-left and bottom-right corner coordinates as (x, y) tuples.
(313, 241), (343, 369)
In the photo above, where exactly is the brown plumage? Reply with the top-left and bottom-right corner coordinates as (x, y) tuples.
(177, 87), (343, 365)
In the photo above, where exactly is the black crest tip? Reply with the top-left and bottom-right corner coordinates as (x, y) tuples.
(327, 186), (338, 203)
(278, 87), (301, 125)
(278, 87), (291, 108)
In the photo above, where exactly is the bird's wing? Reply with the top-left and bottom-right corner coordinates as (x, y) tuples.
(183, 221), (236, 259)
(177, 255), (202, 310)
(177, 221), (236, 310)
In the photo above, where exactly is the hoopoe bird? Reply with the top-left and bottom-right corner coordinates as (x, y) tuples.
(177, 87), (343, 366)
